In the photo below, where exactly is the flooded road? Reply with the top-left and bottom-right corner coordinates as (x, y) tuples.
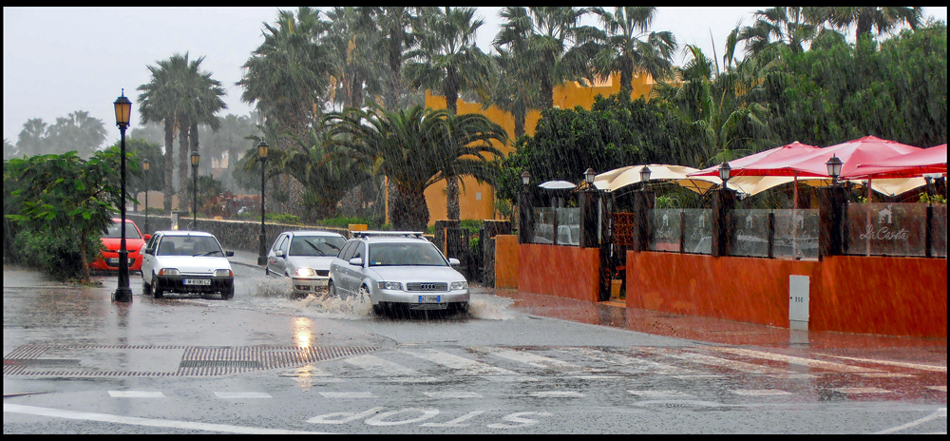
(3, 263), (946, 434)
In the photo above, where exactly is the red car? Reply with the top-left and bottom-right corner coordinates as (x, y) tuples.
(89, 218), (150, 272)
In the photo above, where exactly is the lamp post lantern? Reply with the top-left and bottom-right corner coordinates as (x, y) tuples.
(584, 167), (596, 186)
(825, 155), (843, 186)
(718, 162), (732, 187)
(112, 90), (133, 303)
(191, 150), (199, 230)
(640, 165), (652, 188)
(257, 140), (269, 266)
(143, 158), (150, 234)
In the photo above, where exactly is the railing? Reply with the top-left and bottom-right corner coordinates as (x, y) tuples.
(530, 207), (580, 246)
(647, 209), (713, 254)
(844, 202), (946, 257)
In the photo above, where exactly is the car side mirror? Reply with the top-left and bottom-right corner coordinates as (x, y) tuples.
(448, 258), (461, 266)
(275, 250), (285, 258)
(225, 251), (234, 257)
(144, 234), (152, 241)
(348, 257), (363, 266)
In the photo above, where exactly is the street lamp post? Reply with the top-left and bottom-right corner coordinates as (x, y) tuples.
(112, 90), (133, 303)
(519, 170), (532, 244)
(143, 159), (149, 234)
(191, 150), (199, 230)
(257, 141), (269, 266)
(825, 155), (843, 186)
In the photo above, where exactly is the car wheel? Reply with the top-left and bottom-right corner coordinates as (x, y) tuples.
(222, 285), (234, 300)
(265, 266), (270, 276)
(372, 303), (384, 315)
(358, 285), (370, 303)
(152, 274), (164, 299)
(457, 302), (470, 314)
(328, 281), (339, 299)
(143, 280), (151, 296)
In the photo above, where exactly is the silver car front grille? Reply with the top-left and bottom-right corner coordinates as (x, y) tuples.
(406, 282), (448, 292)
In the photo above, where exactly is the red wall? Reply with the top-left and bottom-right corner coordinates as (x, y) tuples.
(519, 244), (600, 303)
(626, 251), (947, 339)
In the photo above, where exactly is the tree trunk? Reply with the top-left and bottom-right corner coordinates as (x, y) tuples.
(178, 117), (190, 205)
(163, 117), (175, 214)
(514, 107), (526, 140)
(391, 185), (429, 232)
(79, 227), (91, 284)
(541, 76), (554, 109)
(447, 177), (460, 221)
(620, 66), (633, 98)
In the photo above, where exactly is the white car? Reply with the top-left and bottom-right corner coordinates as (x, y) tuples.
(328, 231), (469, 315)
(140, 230), (235, 299)
(266, 230), (347, 298)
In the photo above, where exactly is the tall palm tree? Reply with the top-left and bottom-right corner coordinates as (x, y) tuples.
(322, 7), (385, 112)
(735, 7), (825, 58)
(818, 6), (923, 41)
(494, 7), (598, 109)
(589, 7), (678, 97)
(404, 6), (493, 221)
(15, 118), (49, 158)
(138, 56), (183, 214)
(367, 6), (425, 111)
(481, 47), (543, 140)
(324, 105), (505, 231)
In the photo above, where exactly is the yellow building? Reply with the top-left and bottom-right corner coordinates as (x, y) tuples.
(422, 72), (658, 225)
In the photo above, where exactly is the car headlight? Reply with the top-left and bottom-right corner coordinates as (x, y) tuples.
(378, 281), (403, 291)
(159, 268), (180, 276)
(215, 269), (233, 277)
(295, 267), (315, 277)
(450, 281), (468, 291)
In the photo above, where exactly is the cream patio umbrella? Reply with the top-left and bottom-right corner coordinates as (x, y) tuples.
(593, 164), (724, 194)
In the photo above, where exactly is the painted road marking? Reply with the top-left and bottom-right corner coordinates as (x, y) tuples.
(481, 348), (578, 370)
(859, 373), (916, 378)
(214, 392), (272, 399)
(108, 391), (165, 398)
(707, 347), (882, 373)
(819, 354), (947, 373)
(345, 354), (419, 376)
(876, 408), (947, 434)
(831, 387), (892, 394)
(731, 389), (793, 396)
(399, 349), (537, 382)
(4, 403), (326, 434)
(926, 386), (947, 392)
(559, 347), (698, 375)
(319, 392), (375, 398)
(637, 347), (790, 375)
(528, 391), (584, 398)
(628, 390), (696, 398)
(423, 391), (482, 399)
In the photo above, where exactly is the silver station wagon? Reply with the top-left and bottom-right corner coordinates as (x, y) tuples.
(328, 231), (470, 315)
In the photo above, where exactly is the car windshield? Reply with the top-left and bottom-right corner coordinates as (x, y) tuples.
(157, 236), (223, 256)
(289, 236), (346, 257)
(102, 222), (141, 239)
(368, 243), (447, 267)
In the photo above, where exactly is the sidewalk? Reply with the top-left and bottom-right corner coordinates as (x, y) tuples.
(226, 249), (264, 269)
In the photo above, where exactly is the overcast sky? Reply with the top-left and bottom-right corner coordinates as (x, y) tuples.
(4, 6), (947, 149)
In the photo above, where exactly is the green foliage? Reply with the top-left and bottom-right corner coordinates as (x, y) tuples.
(267, 213), (301, 225)
(13, 224), (102, 282)
(919, 192), (947, 204)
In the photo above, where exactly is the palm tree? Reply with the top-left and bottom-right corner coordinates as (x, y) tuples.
(589, 7), (678, 97)
(652, 44), (774, 168)
(367, 7), (425, 111)
(404, 6), (494, 221)
(818, 6), (923, 41)
(324, 105), (505, 231)
(322, 7), (384, 111)
(15, 118), (49, 158)
(138, 56), (183, 214)
(494, 7), (597, 109)
(481, 47), (544, 140)
(734, 7), (825, 59)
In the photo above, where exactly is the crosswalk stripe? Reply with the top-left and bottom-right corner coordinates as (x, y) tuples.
(399, 348), (536, 381)
(423, 391), (482, 399)
(628, 390), (696, 398)
(926, 386), (947, 392)
(108, 391), (164, 398)
(558, 347), (698, 375)
(483, 349), (578, 370)
(831, 387), (891, 394)
(708, 347), (882, 373)
(819, 354), (947, 372)
(345, 354), (419, 376)
(636, 347), (791, 375)
(529, 391), (584, 397)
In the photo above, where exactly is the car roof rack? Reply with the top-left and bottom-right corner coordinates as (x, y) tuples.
(351, 231), (424, 239)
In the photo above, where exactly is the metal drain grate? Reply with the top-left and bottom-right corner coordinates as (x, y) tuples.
(4, 344), (378, 377)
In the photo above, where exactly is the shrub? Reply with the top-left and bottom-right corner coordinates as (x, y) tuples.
(13, 224), (102, 282)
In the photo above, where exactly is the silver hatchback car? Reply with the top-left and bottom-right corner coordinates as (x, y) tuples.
(266, 230), (347, 298)
(328, 231), (469, 314)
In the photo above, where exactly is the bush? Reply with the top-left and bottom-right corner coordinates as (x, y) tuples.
(267, 213), (300, 225)
(13, 225), (102, 282)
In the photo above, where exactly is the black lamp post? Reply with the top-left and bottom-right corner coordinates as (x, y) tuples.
(640, 165), (652, 188)
(142, 158), (150, 234)
(257, 140), (269, 266)
(519, 170), (532, 243)
(825, 155), (843, 186)
(718, 162), (732, 188)
(112, 90), (133, 303)
(191, 150), (199, 230)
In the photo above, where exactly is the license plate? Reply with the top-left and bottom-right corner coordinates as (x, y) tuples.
(418, 295), (441, 303)
(107, 258), (119, 266)
(184, 279), (211, 286)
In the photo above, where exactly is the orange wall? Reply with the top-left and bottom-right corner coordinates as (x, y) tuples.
(494, 235), (520, 289)
(626, 252), (947, 339)
(518, 244), (600, 303)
